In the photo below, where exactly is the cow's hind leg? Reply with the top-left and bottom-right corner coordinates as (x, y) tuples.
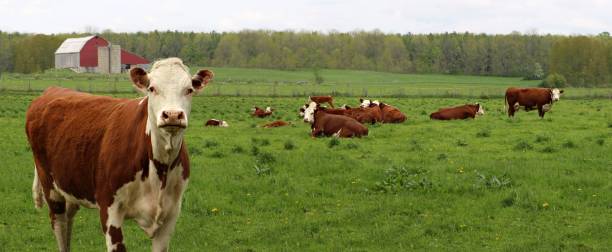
(46, 189), (70, 252)
(100, 204), (127, 252)
(32, 166), (44, 209)
(65, 203), (79, 249)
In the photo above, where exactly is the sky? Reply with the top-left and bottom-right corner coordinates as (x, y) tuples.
(0, 0), (610, 35)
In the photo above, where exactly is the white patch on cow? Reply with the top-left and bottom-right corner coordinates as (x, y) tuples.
(251, 107), (256, 113)
(372, 100), (380, 106)
(303, 102), (317, 123)
(220, 121), (229, 127)
(513, 102), (520, 111)
(32, 166), (43, 209)
(476, 104), (485, 116)
(265, 107), (272, 112)
(543, 103), (552, 112)
(360, 99), (371, 108)
(52, 182), (98, 209)
(341, 104), (349, 109)
(551, 88), (562, 102)
(332, 129), (342, 137)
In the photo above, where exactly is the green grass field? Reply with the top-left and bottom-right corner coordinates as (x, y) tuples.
(0, 87), (610, 250)
(2, 67), (612, 98)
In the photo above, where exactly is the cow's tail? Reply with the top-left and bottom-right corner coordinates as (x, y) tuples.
(32, 166), (44, 209)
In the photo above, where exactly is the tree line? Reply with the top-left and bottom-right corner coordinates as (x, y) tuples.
(0, 30), (610, 86)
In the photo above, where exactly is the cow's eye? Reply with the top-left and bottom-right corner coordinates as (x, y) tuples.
(186, 88), (194, 95)
(148, 86), (156, 93)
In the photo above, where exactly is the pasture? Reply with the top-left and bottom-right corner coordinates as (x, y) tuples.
(0, 87), (610, 250)
(2, 67), (612, 98)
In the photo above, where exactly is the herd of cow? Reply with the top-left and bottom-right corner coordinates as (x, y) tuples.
(206, 85), (564, 139)
(23, 58), (565, 251)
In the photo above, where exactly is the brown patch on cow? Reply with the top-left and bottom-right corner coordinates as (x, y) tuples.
(108, 226), (124, 245)
(430, 104), (480, 120)
(309, 96), (334, 108)
(320, 106), (382, 124)
(379, 103), (407, 123)
(130, 68), (149, 89)
(262, 120), (290, 128)
(205, 119), (224, 126)
(192, 69), (214, 90)
(505, 87), (556, 118)
(252, 107), (273, 118)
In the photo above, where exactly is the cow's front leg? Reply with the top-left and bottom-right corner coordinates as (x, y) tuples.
(100, 204), (126, 252)
(537, 105), (545, 118)
(152, 208), (181, 252)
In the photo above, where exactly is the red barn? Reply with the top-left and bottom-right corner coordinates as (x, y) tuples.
(55, 35), (149, 73)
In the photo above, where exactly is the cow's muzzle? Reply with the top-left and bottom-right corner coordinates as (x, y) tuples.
(159, 110), (187, 129)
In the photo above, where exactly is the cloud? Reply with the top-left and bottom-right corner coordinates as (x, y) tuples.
(0, 0), (609, 34)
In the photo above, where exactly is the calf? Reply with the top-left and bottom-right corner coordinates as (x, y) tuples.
(252, 106), (273, 118)
(309, 95), (335, 108)
(26, 58), (213, 252)
(303, 102), (368, 138)
(205, 119), (229, 127)
(262, 120), (290, 128)
(505, 87), (563, 118)
(430, 103), (485, 120)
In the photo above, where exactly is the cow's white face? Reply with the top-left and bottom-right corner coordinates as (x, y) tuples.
(265, 107), (272, 113)
(476, 104), (485, 116)
(551, 88), (563, 102)
(298, 104), (307, 117)
(220, 121), (229, 127)
(303, 101), (318, 123)
(360, 99), (372, 108)
(130, 58), (213, 135)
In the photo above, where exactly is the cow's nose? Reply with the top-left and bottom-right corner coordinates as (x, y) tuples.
(161, 110), (185, 125)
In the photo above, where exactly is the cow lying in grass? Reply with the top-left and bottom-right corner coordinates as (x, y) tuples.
(252, 106), (273, 118)
(262, 120), (290, 128)
(359, 99), (407, 123)
(430, 103), (485, 120)
(302, 102), (368, 138)
(205, 119), (229, 127)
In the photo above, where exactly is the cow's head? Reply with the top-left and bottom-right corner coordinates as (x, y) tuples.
(130, 58), (213, 135)
(299, 104), (308, 117)
(220, 120), (229, 127)
(265, 107), (273, 113)
(303, 101), (319, 123)
(475, 103), (485, 116)
(359, 98), (372, 108)
(551, 88), (564, 102)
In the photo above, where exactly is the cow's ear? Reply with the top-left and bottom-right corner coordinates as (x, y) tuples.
(560, 89), (564, 94)
(379, 103), (386, 109)
(359, 98), (364, 103)
(192, 69), (214, 91)
(130, 68), (149, 92)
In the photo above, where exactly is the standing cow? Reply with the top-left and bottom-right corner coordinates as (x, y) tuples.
(309, 95), (335, 108)
(505, 87), (563, 118)
(26, 58), (212, 252)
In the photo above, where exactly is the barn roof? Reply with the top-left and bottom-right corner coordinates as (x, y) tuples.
(55, 35), (96, 54)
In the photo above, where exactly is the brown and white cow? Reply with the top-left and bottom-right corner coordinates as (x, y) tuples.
(302, 102), (368, 138)
(505, 87), (564, 118)
(262, 120), (290, 128)
(26, 58), (212, 252)
(309, 95), (335, 108)
(430, 103), (485, 120)
(359, 99), (406, 123)
(205, 119), (229, 127)
(252, 106), (273, 118)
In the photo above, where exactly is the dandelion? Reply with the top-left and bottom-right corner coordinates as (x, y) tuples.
(211, 208), (219, 214)
(542, 202), (549, 209)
